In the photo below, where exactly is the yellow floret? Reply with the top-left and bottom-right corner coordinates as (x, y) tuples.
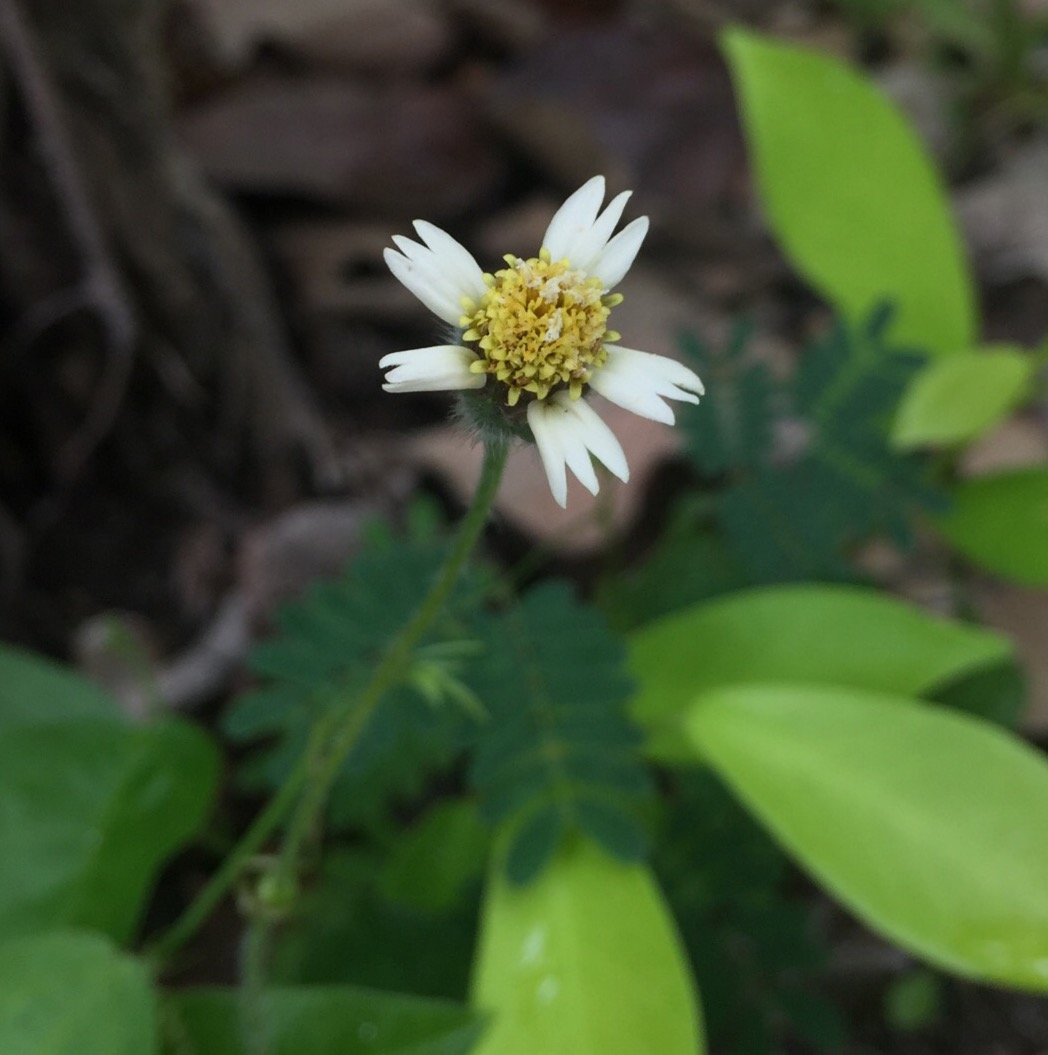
(461, 252), (617, 405)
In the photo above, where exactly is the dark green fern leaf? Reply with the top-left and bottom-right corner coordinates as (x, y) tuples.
(678, 323), (777, 476)
(781, 306), (943, 559)
(224, 524), (488, 835)
(465, 582), (653, 884)
(596, 495), (752, 631)
(656, 770), (847, 1055)
(679, 305), (946, 583)
(719, 464), (857, 582)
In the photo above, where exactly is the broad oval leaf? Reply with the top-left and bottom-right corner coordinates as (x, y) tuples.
(937, 468), (1048, 586)
(470, 837), (704, 1055)
(629, 585), (1009, 750)
(685, 684), (1048, 990)
(893, 346), (1035, 448)
(0, 717), (219, 944)
(0, 644), (123, 730)
(722, 26), (976, 354)
(0, 929), (156, 1054)
(168, 985), (484, 1055)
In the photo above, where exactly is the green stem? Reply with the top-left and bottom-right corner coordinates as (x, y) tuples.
(146, 438), (508, 971)
(275, 437), (509, 881)
(144, 719), (327, 969)
(239, 922), (275, 1055)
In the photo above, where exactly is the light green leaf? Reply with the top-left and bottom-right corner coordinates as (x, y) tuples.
(893, 346), (1035, 448)
(0, 717), (219, 944)
(0, 929), (157, 1054)
(937, 468), (1048, 586)
(629, 585), (1009, 752)
(167, 985), (483, 1055)
(470, 837), (704, 1055)
(722, 26), (976, 353)
(686, 684), (1048, 990)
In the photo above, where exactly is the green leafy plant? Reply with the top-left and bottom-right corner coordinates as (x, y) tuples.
(225, 516), (485, 836)
(723, 25), (1048, 593)
(6, 23), (1048, 1055)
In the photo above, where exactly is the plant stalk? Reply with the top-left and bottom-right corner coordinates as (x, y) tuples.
(146, 438), (508, 971)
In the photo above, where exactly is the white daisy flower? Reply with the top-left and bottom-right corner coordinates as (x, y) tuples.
(380, 176), (704, 507)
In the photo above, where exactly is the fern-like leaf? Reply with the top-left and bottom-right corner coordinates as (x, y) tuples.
(465, 582), (653, 884)
(679, 322), (776, 476)
(224, 523), (487, 835)
(656, 770), (847, 1054)
(680, 305), (945, 583)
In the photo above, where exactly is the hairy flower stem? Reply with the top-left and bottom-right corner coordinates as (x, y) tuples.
(147, 438), (509, 972)
(274, 437), (508, 881)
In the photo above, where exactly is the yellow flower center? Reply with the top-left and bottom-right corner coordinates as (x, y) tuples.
(460, 248), (623, 407)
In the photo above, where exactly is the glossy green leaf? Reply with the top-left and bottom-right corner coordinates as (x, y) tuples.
(470, 837), (704, 1055)
(168, 985), (483, 1055)
(0, 930), (156, 1054)
(937, 468), (1048, 585)
(893, 346), (1035, 448)
(0, 717), (219, 944)
(686, 684), (1048, 990)
(0, 644), (124, 730)
(722, 27), (975, 353)
(629, 585), (1009, 750)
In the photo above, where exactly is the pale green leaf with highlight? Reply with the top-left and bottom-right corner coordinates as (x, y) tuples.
(629, 584), (1009, 755)
(471, 837), (704, 1055)
(893, 346), (1035, 448)
(686, 684), (1048, 991)
(722, 26), (976, 353)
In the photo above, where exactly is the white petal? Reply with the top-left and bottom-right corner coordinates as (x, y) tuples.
(411, 221), (487, 301)
(589, 346), (704, 424)
(389, 236), (470, 302)
(379, 345), (485, 393)
(553, 408), (601, 495)
(527, 393), (629, 507)
(560, 393), (630, 482)
(568, 191), (632, 274)
(527, 399), (568, 507)
(607, 346), (704, 398)
(589, 365), (675, 423)
(542, 176), (606, 261)
(384, 248), (464, 324)
(588, 216), (649, 290)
